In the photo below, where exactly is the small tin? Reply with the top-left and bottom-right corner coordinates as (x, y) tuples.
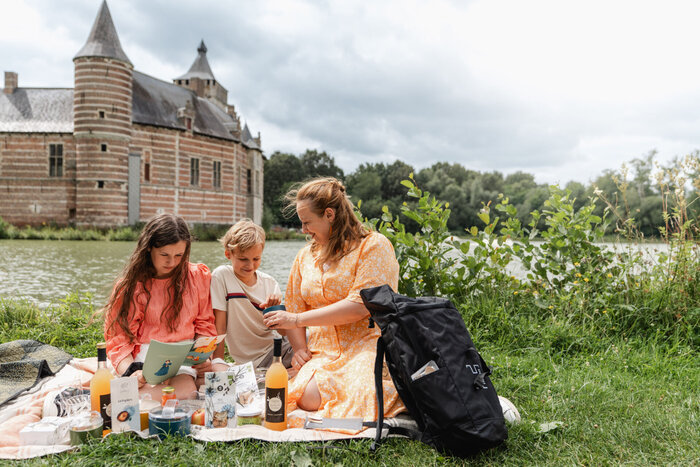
(148, 406), (191, 439)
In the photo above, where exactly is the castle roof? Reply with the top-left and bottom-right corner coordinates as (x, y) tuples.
(241, 123), (260, 150)
(0, 88), (73, 133)
(74, 0), (132, 66)
(133, 71), (259, 146)
(176, 40), (215, 81)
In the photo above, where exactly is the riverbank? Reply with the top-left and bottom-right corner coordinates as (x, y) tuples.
(0, 217), (305, 242)
(1, 293), (697, 465)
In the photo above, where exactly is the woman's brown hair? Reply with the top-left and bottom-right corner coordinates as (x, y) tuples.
(285, 177), (368, 267)
(104, 213), (193, 342)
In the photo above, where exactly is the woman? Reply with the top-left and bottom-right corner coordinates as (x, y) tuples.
(263, 177), (405, 426)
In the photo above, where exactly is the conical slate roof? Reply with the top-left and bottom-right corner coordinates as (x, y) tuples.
(241, 123), (260, 149)
(176, 40), (215, 80)
(74, 0), (131, 65)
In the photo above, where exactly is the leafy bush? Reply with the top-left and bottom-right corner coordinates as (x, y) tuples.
(359, 176), (699, 344)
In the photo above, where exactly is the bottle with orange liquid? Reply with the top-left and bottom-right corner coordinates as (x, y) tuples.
(90, 342), (114, 433)
(264, 336), (288, 430)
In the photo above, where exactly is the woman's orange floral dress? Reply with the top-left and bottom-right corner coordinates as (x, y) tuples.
(285, 231), (405, 426)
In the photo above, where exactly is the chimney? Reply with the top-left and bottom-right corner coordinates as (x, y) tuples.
(4, 71), (17, 94)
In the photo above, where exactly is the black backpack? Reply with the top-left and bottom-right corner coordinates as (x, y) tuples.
(360, 285), (507, 457)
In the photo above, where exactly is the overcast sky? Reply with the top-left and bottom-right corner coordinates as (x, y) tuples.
(2, 0), (699, 185)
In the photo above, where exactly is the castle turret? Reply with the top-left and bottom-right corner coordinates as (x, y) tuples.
(73, 0), (133, 225)
(174, 41), (229, 111)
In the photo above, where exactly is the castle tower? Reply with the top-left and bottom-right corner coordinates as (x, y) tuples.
(73, 0), (133, 225)
(174, 40), (229, 111)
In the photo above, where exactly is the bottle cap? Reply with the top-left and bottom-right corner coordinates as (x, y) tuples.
(96, 342), (106, 349)
(273, 336), (282, 357)
(162, 386), (175, 394)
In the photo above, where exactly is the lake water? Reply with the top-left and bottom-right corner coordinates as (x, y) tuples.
(0, 238), (671, 308)
(0, 239), (306, 307)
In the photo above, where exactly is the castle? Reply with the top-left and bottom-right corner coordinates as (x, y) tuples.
(0, 1), (264, 227)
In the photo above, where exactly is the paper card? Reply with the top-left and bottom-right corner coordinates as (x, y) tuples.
(110, 377), (140, 433)
(228, 361), (260, 409)
(204, 371), (236, 428)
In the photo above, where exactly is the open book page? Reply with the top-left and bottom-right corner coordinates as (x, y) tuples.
(141, 340), (194, 385)
(182, 335), (226, 366)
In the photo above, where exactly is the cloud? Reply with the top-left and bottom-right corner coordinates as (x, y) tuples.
(1, 0), (699, 185)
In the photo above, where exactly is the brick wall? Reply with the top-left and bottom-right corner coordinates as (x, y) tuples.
(0, 133), (76, 225)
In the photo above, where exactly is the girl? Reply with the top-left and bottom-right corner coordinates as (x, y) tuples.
(103, 213), (216, 400)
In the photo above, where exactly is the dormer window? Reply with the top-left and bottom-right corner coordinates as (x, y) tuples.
(185, 117), (192, 130)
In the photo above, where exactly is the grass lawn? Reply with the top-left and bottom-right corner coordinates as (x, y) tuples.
(2, 295), (698, 466)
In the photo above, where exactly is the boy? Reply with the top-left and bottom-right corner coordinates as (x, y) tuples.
(210, 219), (302, 370)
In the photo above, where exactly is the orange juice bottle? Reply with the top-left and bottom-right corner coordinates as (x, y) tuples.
(90, 342), (114, 433)
(264, 337), (288, 431)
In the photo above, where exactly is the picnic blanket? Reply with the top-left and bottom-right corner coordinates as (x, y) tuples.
(0, 340), (72, 407)
(0, 354), (416, 460)
(0, 356), (95, 459)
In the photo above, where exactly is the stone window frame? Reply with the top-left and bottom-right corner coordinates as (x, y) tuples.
(190, 157), (200, 186)
(49, 143), (63, 177)
(247, 168), (252, 195)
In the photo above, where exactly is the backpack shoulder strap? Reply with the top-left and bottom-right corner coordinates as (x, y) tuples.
(371, 336), (385, 453)
(370, 337), (422, 452)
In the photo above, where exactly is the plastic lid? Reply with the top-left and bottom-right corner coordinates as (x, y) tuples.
(237, 405), (262, 417)
(162, 386), (175, 394)
(148, 406), (189, 421)
(69, 410), (103, 429)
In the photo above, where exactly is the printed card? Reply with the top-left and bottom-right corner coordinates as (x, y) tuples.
(204, 371), (236, 428)
(228, 361), (261, 410)
(110, 377), (140, 433)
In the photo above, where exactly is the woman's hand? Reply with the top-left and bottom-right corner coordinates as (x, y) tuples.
(259, 294), (281, 310)
(291, 347), (312, 371)
(263, 310), (298, 330)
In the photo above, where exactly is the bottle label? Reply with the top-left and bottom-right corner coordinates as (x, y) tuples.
(265, 387), (286, 423)
(100, 393), (112, 429)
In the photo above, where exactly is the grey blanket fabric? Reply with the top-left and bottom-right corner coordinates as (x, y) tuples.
(0, 340), (72, 407)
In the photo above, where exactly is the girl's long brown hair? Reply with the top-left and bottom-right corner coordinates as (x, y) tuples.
(104, 214), (192, 342)
(285, 177), (368, 267)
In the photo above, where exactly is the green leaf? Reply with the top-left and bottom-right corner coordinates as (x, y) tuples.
(538, 421), (564, 433)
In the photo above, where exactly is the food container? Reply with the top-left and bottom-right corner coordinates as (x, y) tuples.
(148, 406), (191, 438)
(161, 386), (176, 407)
(139, 399), (159, 431)
(237, 405), (262, 426)
(69, 411), (103, 445)
(21, 416), (72, 446)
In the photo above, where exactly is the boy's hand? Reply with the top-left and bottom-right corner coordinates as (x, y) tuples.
(259, 294), (281, 310)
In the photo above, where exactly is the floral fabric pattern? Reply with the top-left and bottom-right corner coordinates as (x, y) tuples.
(285, 232), (405, 425)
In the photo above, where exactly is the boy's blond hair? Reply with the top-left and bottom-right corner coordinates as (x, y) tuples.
(220, 219), (265, 254)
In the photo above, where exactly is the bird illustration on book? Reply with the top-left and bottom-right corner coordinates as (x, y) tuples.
(154, 359), (172, 376)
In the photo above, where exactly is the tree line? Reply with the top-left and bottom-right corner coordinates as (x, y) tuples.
(264, 149), (700, 239)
